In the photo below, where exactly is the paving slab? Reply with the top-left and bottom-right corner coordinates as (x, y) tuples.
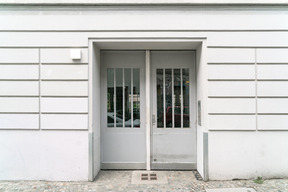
(206, 188), (256, 192)
(0, 171), (287, 192)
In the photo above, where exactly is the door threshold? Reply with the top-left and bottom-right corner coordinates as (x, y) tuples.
(101, 163), (146, 170)
(151, 162), (197, 170)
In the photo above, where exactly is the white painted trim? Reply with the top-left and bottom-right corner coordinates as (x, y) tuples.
(145, 50), (151, 171)
(90, 38), (204, 178)
(88, 40), (94, 181)
(1, 0), (288, 5)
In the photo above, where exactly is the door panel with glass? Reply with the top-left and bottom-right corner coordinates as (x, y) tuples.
(151, 51), (196, 170)
(101, 51), (146, 169)
(101, 50), (196, 170)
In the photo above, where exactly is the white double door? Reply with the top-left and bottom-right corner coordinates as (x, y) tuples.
(100, 50), (196, 170)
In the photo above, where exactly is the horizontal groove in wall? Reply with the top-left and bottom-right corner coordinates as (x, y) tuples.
(209, 113), (256, 115)
(41, 112), (88, 114)
(41, 128), (88, 131)
(41, 79), (88, 81)
(40, 129), (89, 132)
(0, 112), (39, 114)
(88, 36), (208, 40)
(0, 95), (39, 97)
(208, 129), (256, 132)
(0, 46), (89, 49)
(41, 96), (88, 98)
(207, 63), (255, 65)
(257, 129), (288, 131)
(1, 30), (288, 32)
(0, 79), (39, 81)
(257, 63), (288, 65)
(0, 128), (88, 131)
(208, 96), (255, 98)
(258, 113), (288, 115)
(257, 97), (288, 99)
(257, 96), (288, 98)
(41, 63), (88, 65)
(0, 128), (39, 131)
(208, 79), (255, 81)
(257, 79), (288, 81)
(208, 46), (288, 49)
(0, 63), (39, 65)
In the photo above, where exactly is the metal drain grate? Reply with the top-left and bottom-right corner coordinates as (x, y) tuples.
(141, 173), (158, 181)
(132, 171), (167, 184)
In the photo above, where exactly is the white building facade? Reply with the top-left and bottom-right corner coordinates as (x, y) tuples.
(0, 0), (288, 181)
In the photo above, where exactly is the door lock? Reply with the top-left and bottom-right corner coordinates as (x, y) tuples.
(152, 115), (156, 125)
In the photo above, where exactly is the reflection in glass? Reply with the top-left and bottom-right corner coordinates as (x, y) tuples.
(165, 69), (172, 128)
(157, 69), (164, 128)
(116, 68), (123, 127)
(174, 69), (181, 128)
(182, 68), (190, 128)
(133, 69), (140, 128)
(107, 68), (114, 127)
(124, 69), (131, 127)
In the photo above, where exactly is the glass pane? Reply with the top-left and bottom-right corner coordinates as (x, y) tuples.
(182, 68), (190, 128)
(124, 69), (132, 127)
(107, 68), (114, 127)
(165, 69), (172, 128)
(174, 69), (181, 128)
(116, 68), (123, 127)
(133, 69), (140, 128)
(157, 69), (164, 128)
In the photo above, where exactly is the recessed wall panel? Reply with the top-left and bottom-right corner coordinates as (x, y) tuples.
(41, 98), (88, 113)
(209, 115), (255, 130)
(0, 114), (39, 129)
(209, 98), (255, 114)
(41, 81), (88, 96)
(208, 65), (255, 80)
(258, 115), (288, 130)
(207, 48), (255, 63)
(258, 98), (288, 113)
(41, 114), (88, 130)
(209, 81), (255, 97)
(0, 65), (39, 80)
(0, 49), (39, 63)
(0, 81), (39, 96)
(41, 65), (88, 80)
(41, 48), (88, 63)
(258, 81), (288, 97)
(208, 32), (288, 47)
(0, 98), (39, 113)
(258, 65), (288, 80)
(257, 49), (288, 63)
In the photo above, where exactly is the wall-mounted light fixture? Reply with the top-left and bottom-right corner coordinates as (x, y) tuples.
(70, 49), (82, 60)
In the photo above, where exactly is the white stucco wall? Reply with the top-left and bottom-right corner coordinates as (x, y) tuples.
(0, 4), (288, 181)
(0, 131), (89, 181)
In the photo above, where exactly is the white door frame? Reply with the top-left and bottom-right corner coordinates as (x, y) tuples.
(88, 38), (208, 181)
(145, 50), (151, 171)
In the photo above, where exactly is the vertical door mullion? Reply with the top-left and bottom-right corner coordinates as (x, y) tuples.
(131, 69), (134, 128)
(163, 69), (166, 129)
(172, 69), (174, 128)
(113, 68), (116, 128)
(123, 69), (125, 128)
(180, 68), (183, 128)
(145, 50), (151, 170)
